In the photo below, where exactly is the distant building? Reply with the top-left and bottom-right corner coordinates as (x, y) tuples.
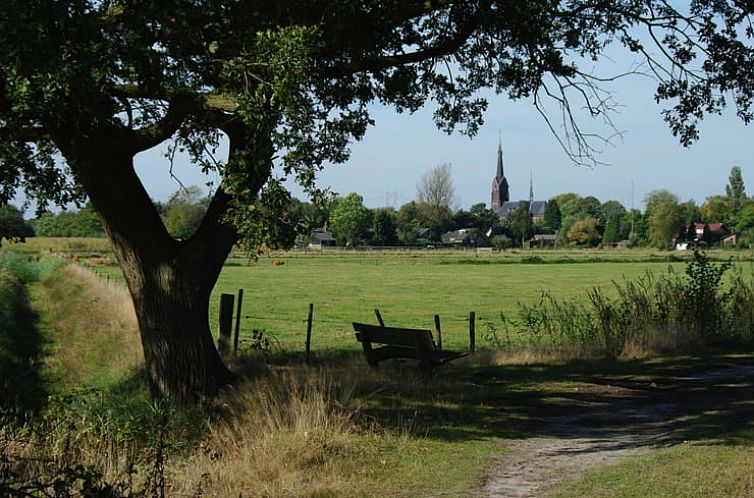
(442, 228), (489, 247)
(490, 141), (545, 222)
(676, 223), (730, 249)
(497, 200), (547, 223)
(524, 233), (557, 249)
(723, 233), (741, 246)
(308, 228), (336, 248)
(490, 141), (510, 213)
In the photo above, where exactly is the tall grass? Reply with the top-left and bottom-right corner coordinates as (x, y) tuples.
(508, 251), (754, 358)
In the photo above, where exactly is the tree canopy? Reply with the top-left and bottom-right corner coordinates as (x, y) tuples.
(3, 1), (754, 401)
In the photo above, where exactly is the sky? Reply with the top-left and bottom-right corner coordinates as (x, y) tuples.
(132, 67), (754, 213)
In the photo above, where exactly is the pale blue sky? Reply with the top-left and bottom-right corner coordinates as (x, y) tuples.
(134, 71), (753, 212)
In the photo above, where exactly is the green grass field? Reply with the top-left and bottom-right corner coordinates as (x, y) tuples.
(82, 249), (754, 353)
(92, 253), (703, 352)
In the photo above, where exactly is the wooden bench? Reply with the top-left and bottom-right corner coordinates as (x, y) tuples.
(353, 322), (467, 371)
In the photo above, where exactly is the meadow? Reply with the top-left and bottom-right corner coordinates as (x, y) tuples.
(89, 247), (754, 352)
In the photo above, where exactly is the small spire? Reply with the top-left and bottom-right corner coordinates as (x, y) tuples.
(529, 172), (534, 204)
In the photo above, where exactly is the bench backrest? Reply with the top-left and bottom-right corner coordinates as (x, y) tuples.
(353, 322), (436, 351)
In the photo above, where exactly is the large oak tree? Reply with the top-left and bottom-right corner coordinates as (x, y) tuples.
(2, 1), (753, 402)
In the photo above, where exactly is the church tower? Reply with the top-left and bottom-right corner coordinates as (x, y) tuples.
(490, 140), (509, 212)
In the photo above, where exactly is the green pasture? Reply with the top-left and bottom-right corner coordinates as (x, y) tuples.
(92, 251), (753, 352)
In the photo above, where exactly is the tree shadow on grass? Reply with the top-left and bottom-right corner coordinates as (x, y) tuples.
(351, 352), (754, 446)
(0, 282), (50, 422)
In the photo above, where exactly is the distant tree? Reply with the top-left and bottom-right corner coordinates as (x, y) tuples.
(417, 163), (455, 209)
(417, 163), (455, 240)
(543, 199), (562, 231)
(552, 193), (580, 209)
(468, 202), (498, 233)
(601, 216), (621, 244)
(679, 199), (701, 225)
(371, 208), (398, 246)
(396, 201), (421, 245)
(509, 202), (533, 245)
(736, 203), (754, 245)
(292, 198), (332, 232)
(726, 166), (747, 218)
(645, 190), (684, 250)
(559, 195), (584, 220)
(34, 204), (104, 237)
(700, 223), (713, 245)
(700, 195), (730, 224)
(490, 234), (513, 251)
(568, 217), (601, 246)
(684, 222), (697, 243)
(627, 209), (650, 247)
(329, 193), (371, 246)
(417, 203), (453, 240)
(453, 203), (497, 232)
(578, 196), (602, 220)
(599, 200), (626, 227)
(163, 186), (209, 240)
(0, 205), (33, 243)
(736, 204), (754, 233)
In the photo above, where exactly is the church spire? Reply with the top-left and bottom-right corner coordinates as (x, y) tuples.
(496, 137), (504, 179)
(491, 137), (510, 213)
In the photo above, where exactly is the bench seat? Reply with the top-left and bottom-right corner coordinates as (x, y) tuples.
(353, 322), (467, 371)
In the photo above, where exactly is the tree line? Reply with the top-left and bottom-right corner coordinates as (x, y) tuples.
(302, 164), (752, 250)
(2, 165), (749, 251)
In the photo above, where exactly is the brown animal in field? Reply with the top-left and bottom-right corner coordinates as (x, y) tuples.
(272, 260), (285, 267)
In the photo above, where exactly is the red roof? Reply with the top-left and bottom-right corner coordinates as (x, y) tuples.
(689, 223), (726, 233)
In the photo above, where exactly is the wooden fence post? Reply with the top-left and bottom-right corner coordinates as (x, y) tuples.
(469, 311), (476, 353)
(375, 309), (385, 327)
(233, 289), (244, 355)
(434, 314), (442, 350)
(305, 303), (314, 359)
(218, 293), (235, 356)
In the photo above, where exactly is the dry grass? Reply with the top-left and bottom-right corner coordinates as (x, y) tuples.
(169, 365), (384, 498)
(467, 326), (704, 366)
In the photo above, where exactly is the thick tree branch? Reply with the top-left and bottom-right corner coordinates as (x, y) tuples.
(126, 89), (240, 153)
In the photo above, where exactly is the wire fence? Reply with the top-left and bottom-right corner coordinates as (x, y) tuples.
(216, 288), (482, 357)
(83, 268), (487, 355)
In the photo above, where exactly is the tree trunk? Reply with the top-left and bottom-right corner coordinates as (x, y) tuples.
(127, 256), (237, 401)
(65, 141), (240, 403)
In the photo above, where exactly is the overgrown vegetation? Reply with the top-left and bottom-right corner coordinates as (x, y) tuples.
(508, 251), (753, 358)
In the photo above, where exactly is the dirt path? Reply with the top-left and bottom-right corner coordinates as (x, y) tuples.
(480, 365), (754, 498)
